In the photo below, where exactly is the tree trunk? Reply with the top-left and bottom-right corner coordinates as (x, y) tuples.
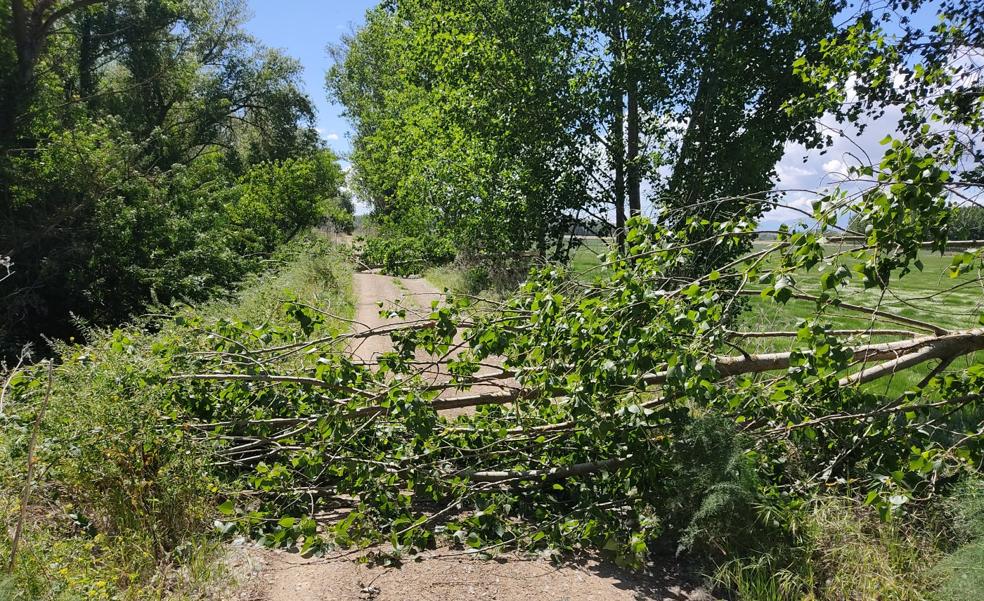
(612, 91), (626, 250)
(78, 12), (96, 102)
(2, 0), (107, 147)
(2, 0), (33, 146)
(626, 76), (641, 217)
(609, 2), (627, 250)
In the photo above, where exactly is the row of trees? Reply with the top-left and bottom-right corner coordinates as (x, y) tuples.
(328, 0), (838, 266)
(0, 0), (353, 358)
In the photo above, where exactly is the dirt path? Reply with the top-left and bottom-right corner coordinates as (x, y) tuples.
(226, 272), (714, 601)
(346, 273), (444, 361)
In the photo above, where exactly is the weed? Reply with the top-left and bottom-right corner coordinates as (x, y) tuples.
(0, 235), (354, 600)
(932, 477), (984, 600)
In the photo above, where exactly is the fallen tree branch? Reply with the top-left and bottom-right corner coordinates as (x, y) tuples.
(167, 373), (351, 402)
(770, 393), (984, 434)
(839, 346), (940, 387)
(826, 236), (984, 249)
(728, 329), (919, 339)
(466, 457), (625, 483)
(700, 328), (984, 384)
(177, 329), (984, 423)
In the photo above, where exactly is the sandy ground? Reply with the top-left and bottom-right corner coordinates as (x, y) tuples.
(224, 271), (714, 601)
(346, 272), (445, 361)
(346, 272), (518, 417)
(226, 544), (712, 601)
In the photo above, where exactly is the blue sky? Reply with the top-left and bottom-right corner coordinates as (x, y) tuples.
(245, 0), (378, 158)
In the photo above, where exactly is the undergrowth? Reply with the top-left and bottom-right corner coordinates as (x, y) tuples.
(710, 479), (984, 600)
(0, 235), (353, 600)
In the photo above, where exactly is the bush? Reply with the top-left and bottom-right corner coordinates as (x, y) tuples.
(672, 418), (766, 557)
(0, 338), (216, 599)
(361, 234), (456, 276)
(0, 236), (353, 600)
(0, 123), (350, 360)
(462, 266), (492, 294)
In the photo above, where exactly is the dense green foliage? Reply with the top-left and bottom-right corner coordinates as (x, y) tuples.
(0, 236), (353, 599)
(0, 0), (352, 358)
(360, 232), (456, 277)
(329, 0), (837, 267)
(1, 0), (983, 599)
(26, 210), (973, 598)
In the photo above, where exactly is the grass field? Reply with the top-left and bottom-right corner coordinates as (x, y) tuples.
(570, 236), (984, 395)
(571, 237), (982, 330)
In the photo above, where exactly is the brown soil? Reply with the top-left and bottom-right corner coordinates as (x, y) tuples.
(224, 272), (715, 601)
(225, 544), (712, 601)
(346, 272), (448, 360)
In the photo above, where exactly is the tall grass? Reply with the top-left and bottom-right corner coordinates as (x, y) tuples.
(709, 486), (984, 601)
(0, 235), (353, 600)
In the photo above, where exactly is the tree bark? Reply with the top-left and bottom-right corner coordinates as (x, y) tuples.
(608, 3), (627, 250)
(626, 77), (641, 217)
(625, 9), (641, 218)
(612, 90), (626, 250)
(78, 11), (96, 102)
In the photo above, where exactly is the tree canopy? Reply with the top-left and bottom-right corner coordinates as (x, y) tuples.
(329, 0), (839, 267)
(0, 0), (352, 357)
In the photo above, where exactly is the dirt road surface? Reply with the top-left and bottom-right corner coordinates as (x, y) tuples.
(346, 272), (444, 361)
(225, 272), (714, 601)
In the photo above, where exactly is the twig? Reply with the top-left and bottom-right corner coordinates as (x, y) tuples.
(466, 457), (625, 483)
(8, 361), (53, 573)
(0, 348), (31, 415)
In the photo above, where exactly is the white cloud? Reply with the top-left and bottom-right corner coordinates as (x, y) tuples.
(326, 132), (341, 141)
(775, 162), (814, 182)
(822, 159), (846, 175)
(763, 100), (904, 229)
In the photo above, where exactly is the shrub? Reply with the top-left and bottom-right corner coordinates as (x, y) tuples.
(0, 236), (353, 599)
(462, 266), (491, 294)
(672, 417), (767, 556)
(361, 234), (456, 276)
(0, 337), (216, 599)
